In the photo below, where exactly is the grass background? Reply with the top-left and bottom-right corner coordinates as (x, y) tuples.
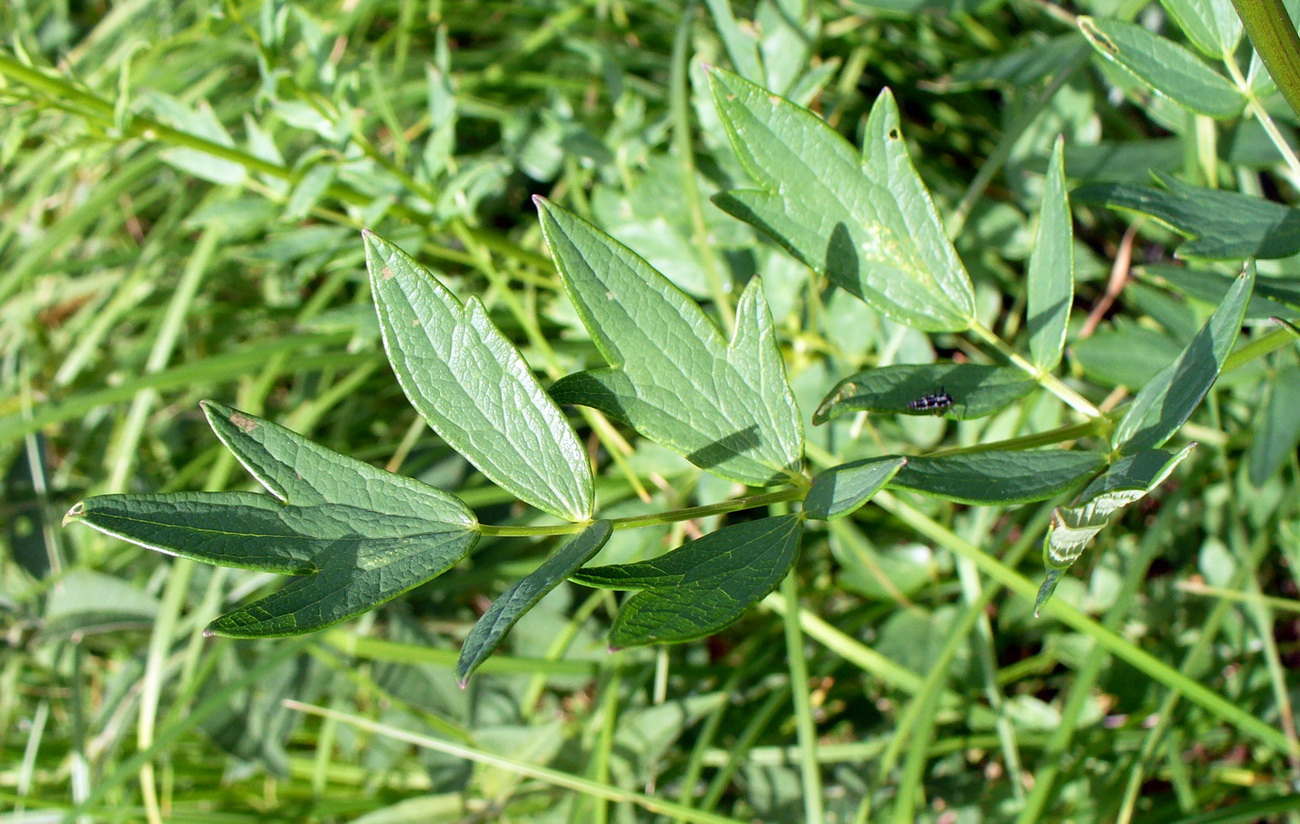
(3, 0), (1299, 822)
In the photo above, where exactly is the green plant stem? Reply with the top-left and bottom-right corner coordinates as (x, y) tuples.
(1229, 0), (1300, 122)
(1222, 325), (1300, 373)
(476, 487), (807, 537)
(1221, 48), (1300, 177)
(929, 418), (1105, 455)
(779, 573), (825, 824)
(286, 701), (748, 824)
(966, 320), (1103, 418)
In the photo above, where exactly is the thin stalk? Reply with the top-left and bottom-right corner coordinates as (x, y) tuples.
(779, 573), (824, 824)
(1229, 0), (1300, 122)
(476, 487), (807, 537)
(1221, 49), (1300, 177)
(967, 320), (1103, 418)
(286, 701), (748, 824)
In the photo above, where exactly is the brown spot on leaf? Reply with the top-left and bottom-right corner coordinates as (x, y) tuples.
(382, 266), (394, 280)
(229, 413), (259, 432)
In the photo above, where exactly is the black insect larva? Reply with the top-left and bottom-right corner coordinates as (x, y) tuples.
(907, 388), (954, 413)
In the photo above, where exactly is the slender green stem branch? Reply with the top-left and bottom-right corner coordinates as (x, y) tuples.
(1229, 0), (1300, 123)
(966, 321), (1103, 417)
(0, 52), (549, 270)
(930, 418), (1106, 455)
(779, 574), (825, 824)
(1221, 49), (1300, 177)
(476, 487), (807, 537)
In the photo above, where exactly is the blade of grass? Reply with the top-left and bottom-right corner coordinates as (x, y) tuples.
(285, 700), (750, 824)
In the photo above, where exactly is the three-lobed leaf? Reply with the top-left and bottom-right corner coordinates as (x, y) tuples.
(539, 199), (804, 487)
(708, 68), (975, 332)
(365, 230), (594, 521)
(1114, 263), (1254, 454)
(456, 520), (613, 685)
(66, 404), (480, 637)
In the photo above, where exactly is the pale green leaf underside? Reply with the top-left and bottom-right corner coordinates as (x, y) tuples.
(1159, 0), (1241, 58)
(1114, 264), (1254, 455)
(1036, 445), (1195, 612)
(708, 68), (975, 332)
(891, 450), (1107, 505)
(815, 363), (1035, 424)
(202, 400), (475, 525)
(365, 231), (593, 521)
(539, 200), (804, 487)
(804, 457), (907, 520)
(1078, 17), (1245, 119)
(594, 515), (804, 648)
(1027, 137), (1074, 372)
(456, 520), (612, 685)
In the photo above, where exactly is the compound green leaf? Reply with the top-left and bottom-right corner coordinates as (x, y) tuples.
(64, 406), (480, 638)
(804, 456), (907, 520)
(366, 231), (593, 521)
(539, 200), (804, 487)
(1078, 17), (1246, 119)
(1036, 445), (1195, 612)
(1027, 137), (1074, 371)
(1114, 264), (1254, 455)
(456, 520), (612, 686)
(1073, 173), (1300, 260)
(606, 515), (803, 648)
(708, 68), (975, 332)
(890, 450), (1106, 505)
(814, 363), (1036, 424)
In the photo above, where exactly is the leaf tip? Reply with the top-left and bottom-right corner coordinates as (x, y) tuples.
(62, 501), (85, 526)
